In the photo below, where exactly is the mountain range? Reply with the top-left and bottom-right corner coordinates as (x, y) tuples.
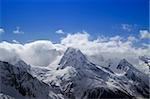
(0, 47), (149, 99)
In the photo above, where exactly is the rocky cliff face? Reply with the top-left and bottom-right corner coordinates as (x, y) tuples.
(0, 61), (63, 99)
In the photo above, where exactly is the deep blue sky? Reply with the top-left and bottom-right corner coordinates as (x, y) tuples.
(0, 0), (149, 43)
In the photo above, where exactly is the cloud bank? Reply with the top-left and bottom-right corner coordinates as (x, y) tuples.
(0, 41), (61, 66)
(0, 31), (149, 74)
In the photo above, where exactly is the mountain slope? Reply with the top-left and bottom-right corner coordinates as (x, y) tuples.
(31, 47), (150, 99)
(116, 59), (150, 97)
(0, 47), (149, 99)
(0, 61), (64, 99)
(56, 48), (136, 99)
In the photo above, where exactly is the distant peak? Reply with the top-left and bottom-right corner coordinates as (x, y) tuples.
(139, 56), (150, 64)
(66, 47), (77, 51)
(65, 47), (79, 53)
(65, 47), (83, 55)
(120, 58), (128, 63)
(116, 59), (131, 72)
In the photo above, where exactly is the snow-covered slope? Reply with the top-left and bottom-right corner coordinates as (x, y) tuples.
(58, 47), (87, 69)
(55, 48), (140, 98)
(139, 56), (150, 71)
(58, 48), (150, 98)
(115, 59), (149, 97)
(0, 47), (149, 99)
(0, 61), (64, 99)
(116, 58), (149, 81)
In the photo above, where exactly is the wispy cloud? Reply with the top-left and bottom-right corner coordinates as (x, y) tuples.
(55, 29), (65, 34)
(112, 24), (138, 32)
(13, 26), (24, 34)
(121, 24), (132, 32)
(140, 30), (150, 39)
(0, 28), (5, 35)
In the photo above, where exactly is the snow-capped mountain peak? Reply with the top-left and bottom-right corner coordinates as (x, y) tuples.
(115, 58), (149, 88)
(116, 59), (131, 72)
(58, 47), (88, 69)
(139, 56), (150, 69)
(0, 47), (149, 99)
(139, 56), (150, 64)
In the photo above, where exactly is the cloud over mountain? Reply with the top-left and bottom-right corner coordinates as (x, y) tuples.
(0, 31), (149, 74)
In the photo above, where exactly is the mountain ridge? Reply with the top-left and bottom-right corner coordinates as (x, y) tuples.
(0, 47), (149, 99)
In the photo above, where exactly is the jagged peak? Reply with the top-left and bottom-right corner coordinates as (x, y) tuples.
(65, 47), (79, 53)
(64, 47), (85, 57)
(139, 56), (150, 63)
(119, 59), (132, 66)
(116, 59), (131, 72)
(58, 47), (87, 69)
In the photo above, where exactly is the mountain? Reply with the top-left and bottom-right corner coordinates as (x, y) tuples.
(14, 60), (31, 71)
(139, 56), (150, 70)
(139, 56), (150, 65)
(0, 61), (64, 99)
(58, 47), (87, 69)
(58, 47), (109, 78)
(0, 47), (149, 99)
(116, 59), (130, 72)
(58, 48), (149, 98)
(116, 58), (149, 82)
(116, 59), (149, 97)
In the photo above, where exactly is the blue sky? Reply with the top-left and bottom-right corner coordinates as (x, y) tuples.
(0, 0), (149, 43)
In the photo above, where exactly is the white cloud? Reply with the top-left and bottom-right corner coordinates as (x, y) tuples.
(12, 40), (20, 44)
(121, 24), (132, 32)
(55, 29), (65, 34)
(0, 28), (5, 35)
(140, 30), (150, 39)
(61, 32), (89, 46)
(0, 41), (61, 66)
(127, 36), (138, 42)
(13, 26), (24, 34)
